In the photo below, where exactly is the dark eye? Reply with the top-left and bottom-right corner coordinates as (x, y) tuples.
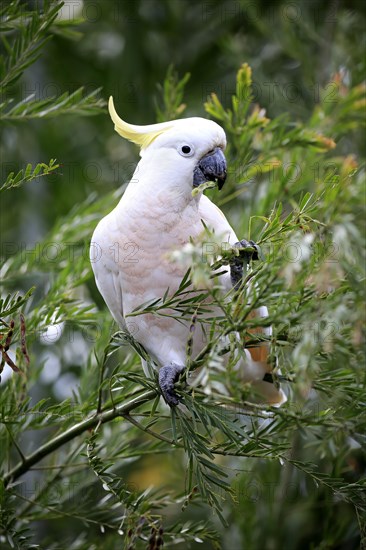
(178, 144), (194, 157)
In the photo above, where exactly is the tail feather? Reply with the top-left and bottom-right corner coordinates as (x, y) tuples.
(241, 307), (287, 406)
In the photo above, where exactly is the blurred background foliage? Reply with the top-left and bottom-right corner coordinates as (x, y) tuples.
(0, 0), (365, 549)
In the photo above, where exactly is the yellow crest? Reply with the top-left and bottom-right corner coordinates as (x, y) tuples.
(108, 97), (172, 150)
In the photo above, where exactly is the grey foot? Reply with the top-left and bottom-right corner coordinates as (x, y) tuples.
(158, 363), (184, 406)
(230, 239), (259, 289)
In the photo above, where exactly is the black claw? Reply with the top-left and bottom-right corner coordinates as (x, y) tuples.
(230, 239), (260, 289)
(235, 239), (259, 261)
(263, 372), (274, 384)
(158, 363), (184, 406)
(230, 260), (244, 290)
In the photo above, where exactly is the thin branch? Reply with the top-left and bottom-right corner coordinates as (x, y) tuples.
(4, 389), (157, 486)
(15, 491), (119, 530)
(4, 424), (27, 463)
(124, 413), (178, 446)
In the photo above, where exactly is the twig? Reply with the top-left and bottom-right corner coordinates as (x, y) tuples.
(4, 389), (157, 486)
(124, 413), (179, 447)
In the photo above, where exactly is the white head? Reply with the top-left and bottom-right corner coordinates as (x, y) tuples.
(109, 97), (227, 197)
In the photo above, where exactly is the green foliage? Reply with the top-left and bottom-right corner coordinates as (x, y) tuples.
(1, 159), (59, 192)
(155, 65), (191, 122)
(0, 0), (105, 197)
(1, 87), (105, 121)
(0, 0), (61, 90)
(1, 1), (365, 549)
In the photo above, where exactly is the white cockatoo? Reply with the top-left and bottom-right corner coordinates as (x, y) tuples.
(90, 98), (286, 407)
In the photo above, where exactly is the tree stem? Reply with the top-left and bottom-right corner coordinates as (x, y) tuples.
(4, 389), (156, 486)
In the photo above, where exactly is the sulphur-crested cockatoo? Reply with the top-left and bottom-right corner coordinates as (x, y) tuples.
(90, 98), (286, 406)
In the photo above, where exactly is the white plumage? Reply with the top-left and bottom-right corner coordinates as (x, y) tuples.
(90, 98), (286, 406)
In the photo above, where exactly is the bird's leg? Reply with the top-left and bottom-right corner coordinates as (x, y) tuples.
(230, 239), (260, 290)
(158, 363), (184, 406)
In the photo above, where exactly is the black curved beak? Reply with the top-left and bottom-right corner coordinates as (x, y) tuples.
(193, 147), (227, 190)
